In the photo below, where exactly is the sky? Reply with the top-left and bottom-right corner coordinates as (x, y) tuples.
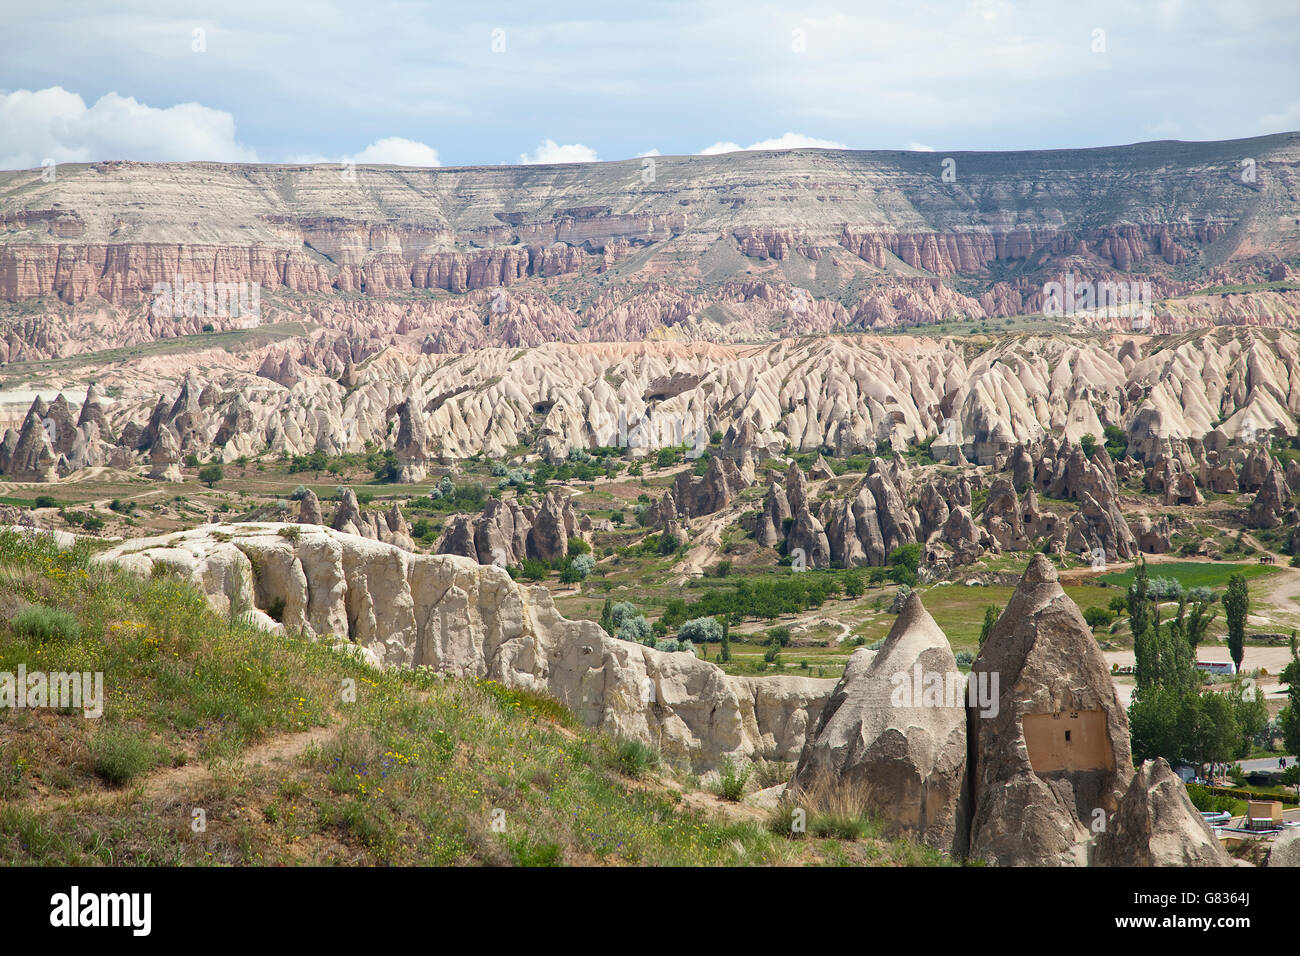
(1, 0), (1297, 170)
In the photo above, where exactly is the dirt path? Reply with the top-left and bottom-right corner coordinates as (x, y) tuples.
(138, 725), (334, 801)
(673, 512), (731, 580)
(33, 725), (335, 811)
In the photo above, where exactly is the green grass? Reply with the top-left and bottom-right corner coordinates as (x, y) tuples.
(0, 529), (946, 866)
(1096, 561), (1278, 591)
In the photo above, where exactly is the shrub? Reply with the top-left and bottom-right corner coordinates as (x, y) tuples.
(612, 739), (659, 778)
(88, 728), (160, 785)
(717, 756), (751, 801)
(34, 495), (58, 509)
(955, 650), (975, 667)
(617, 615), (652, 642)
(610, 602), (641, 628)
(11, 605), (80, 642)
(518, 558), (549, 581)
(674, 617), (720, 645)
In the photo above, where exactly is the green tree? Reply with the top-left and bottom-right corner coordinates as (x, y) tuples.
(1131, 558), (1159, 692)
(1186, 595), (1218, 648)
(1280, 632), (1300, 759)
(719, 618), (732, 663)
(1079, 433), (1098, 459)
(598, 598), (614, 637)
(198, 463), (224, 487)
(978, 605), (998, 647)
(1224, 573), (1249, 672)
(843, 570), (864, 598)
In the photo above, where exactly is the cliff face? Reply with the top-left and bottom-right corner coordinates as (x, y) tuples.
(1, 133), (1298, 355)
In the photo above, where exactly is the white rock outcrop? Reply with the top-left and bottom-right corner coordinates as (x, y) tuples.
(96, 523), (833, 770)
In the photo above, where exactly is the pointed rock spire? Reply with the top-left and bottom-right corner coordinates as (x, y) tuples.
(791, 591), (969, 855)
(967, 553), (1132, 866)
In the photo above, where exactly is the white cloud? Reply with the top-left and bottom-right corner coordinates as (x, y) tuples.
(347, 137), (440, 166)
(699, 132), (849, 155)
(0, 86), (256, 170)
(905, 141), (936, 152)
(637, 148), (661, 157)
(699, 141), (743, 155)
(519, 139), (598, 164)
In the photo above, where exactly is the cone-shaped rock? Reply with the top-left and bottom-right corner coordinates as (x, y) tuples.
(1093, 759), (1230, 866)
(968, 553), (1132, 866)
(790, 591), (969, 855)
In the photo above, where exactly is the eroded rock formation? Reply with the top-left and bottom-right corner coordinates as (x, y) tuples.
(95, 523), (833, 770)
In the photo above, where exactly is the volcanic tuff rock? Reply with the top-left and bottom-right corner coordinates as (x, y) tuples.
(1092, 759), (1230, 867)
(436, 491), (581, 566)
(2, 401), (59, 482)
(1267, 828), (1300, 867)
(9, 328), (1300, 481)
(791, 592), (970, 855)
(1247, 463), (1291, 529)
(527, 489), (577, 562)
(94, 524), (834, 769)
(672, 456), (746, 519)
(147, 426), (182, 482)
(296, 489), (323, 525)
(5, 135), (1300, 366)
(1132, 515), (1172, 554)
(393, 398), (429, 483)
(968, 554), (1133, 866)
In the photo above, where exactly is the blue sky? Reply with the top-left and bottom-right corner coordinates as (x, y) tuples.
(1, 0), (1297, 169)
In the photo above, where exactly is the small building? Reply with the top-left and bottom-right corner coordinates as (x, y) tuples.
(1247, 800), (1283, 831)
(1195, 660), (1237, 676)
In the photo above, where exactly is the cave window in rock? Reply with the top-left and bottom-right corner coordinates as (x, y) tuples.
(1022, 709), (1114, 774)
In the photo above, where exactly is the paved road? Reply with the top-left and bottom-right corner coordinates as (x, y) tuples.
(1238, 756), (1298, 773)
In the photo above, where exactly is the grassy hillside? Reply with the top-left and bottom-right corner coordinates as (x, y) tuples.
(0, 531), (950, 866)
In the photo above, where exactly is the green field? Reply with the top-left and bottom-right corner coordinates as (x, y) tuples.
(1096, 561), (1277, 591)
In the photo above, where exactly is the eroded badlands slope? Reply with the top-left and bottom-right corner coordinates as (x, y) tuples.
(2, 134), (1298, 360)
